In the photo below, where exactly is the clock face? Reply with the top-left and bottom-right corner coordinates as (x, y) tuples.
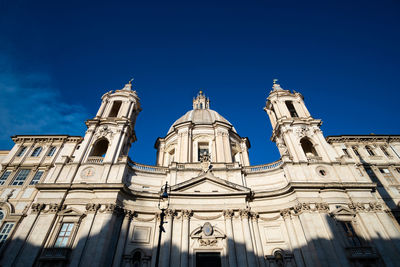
(81, 167), (95, 178)
(202, 222), (213, 236)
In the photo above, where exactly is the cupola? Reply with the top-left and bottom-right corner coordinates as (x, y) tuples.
(155, 91), (250, 167)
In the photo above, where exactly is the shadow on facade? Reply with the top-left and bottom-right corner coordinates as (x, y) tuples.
(355, 154), (399, 224)
(1, 206), (400, 267)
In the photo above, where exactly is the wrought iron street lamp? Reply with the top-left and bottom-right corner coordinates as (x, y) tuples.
(155, 181), (170, 267)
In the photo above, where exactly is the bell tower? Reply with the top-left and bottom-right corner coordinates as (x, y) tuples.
(73, 81), (141, 165)
(264, 80), (338, 163)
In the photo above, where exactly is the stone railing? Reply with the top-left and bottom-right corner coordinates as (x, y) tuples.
(244, 160), (283, 173)
(87, 156), (104, 163)
(41, 247), (71, 261)
(128, 159), (167, 174)
(345, 246), (378, 259)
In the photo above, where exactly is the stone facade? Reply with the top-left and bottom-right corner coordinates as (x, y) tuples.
(0, 81), (399, 267)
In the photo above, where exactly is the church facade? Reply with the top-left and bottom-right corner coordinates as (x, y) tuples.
(0, 81), (400, 267)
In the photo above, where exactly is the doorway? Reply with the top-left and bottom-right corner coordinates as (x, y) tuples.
(196, 252), (221, 267)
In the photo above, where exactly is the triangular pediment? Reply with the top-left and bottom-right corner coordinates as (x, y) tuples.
(170, 172), (251, 196)
(58, 207), (85, 217)
(330, 206), (356, 220)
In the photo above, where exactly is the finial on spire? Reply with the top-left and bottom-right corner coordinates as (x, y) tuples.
(272, 79), (284, 91)
(122, 78), (134, 90)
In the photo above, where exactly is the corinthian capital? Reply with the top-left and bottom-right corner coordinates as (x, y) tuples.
(165, 209), (176, 218)
(182, 209), (192, 219)
(223, 209), (234, 219)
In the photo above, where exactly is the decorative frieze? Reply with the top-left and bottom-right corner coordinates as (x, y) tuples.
(199, 239), (218, 246)
(250, 212), (259, 221)
(280, 202), (331, 215)
(165, 209), (176, 218)
(31, 203), (45, 213)
(123, 209), (135, 219)
(294, 203), (311, 214)
(315, 202), (330, 212)
(239, 209), (251, 219)
(100, 203), (124, 214)
(280, 208), (291, 219)
(348, 202), (383, 212)
(47, 203), (66, 213)
(85, 203), (101, 213)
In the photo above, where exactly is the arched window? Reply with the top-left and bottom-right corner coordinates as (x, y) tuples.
(131, 251), (142, 267)
(16, 146), (27, 157)
(352, 146), (360, 157)
(300, 138), (318, 157)
(0, 210), (4, 222)
(108, 101), (122, 117)
(285, 101), (298, 117)
(90, 139), (109, 157)
(47, 146), (57, 156)
(365, 145), (375, 156)
(273, 250), (285, 267)
(31, 147), (42, 157)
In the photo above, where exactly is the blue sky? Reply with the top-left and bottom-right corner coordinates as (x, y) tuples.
(0, 0), (399, 165)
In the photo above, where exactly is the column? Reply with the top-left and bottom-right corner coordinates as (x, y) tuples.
(222, 132), (232, 163)
(239, 209), (257, 266)
(112, 210), (133, 267)
(251, 213), (266, 267)
(180, 210), (191, 267)
(216, 131), (225, 162)
(281, 209), (305, 267)
(223, 210), (237, 267)
(161, 209), (174, 267)
(96, 100), (108, 117)
(291, 214), (321, 267)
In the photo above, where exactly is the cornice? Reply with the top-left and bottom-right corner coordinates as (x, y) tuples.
(11, 135), (83, 144)
(326, 135), (400, 143)
(253, 182), (376, 198)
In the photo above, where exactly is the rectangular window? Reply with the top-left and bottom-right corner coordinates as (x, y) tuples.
(380, 146), (390, 157)
(198, 143), (209, 161)
(379, 168), (396, 184)
(339, 221), (362, 247)
(11, 169), (30, 186)
(365, 168), (382, 186)
(0, 222), (15, 247)
(54, 223), (74, 248)
(29, 171), (44, 185)
(285, 101), (299, 117)
(342, 148), (350, 157)
(16, 146), (27, 157)
(0, 171), (12, 186)
(379, 168), (390, 174)
(352, 147), (360, 157)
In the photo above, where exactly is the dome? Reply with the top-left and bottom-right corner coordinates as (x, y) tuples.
(167, 108), (236, 134)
